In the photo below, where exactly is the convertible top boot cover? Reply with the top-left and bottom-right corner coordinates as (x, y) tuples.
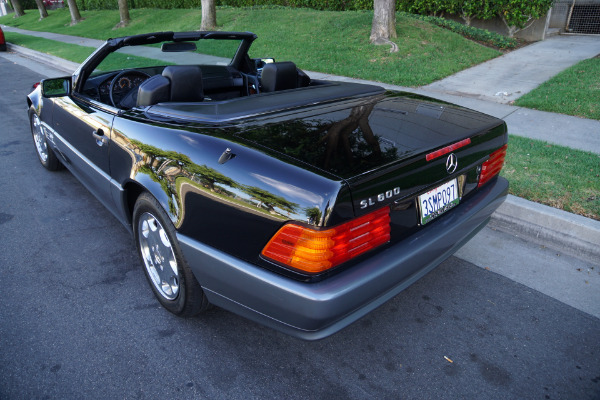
(137, 75), (170, 107)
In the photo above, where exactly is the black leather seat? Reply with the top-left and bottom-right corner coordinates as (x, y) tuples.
(162, 65), (204, 102)
(137, 75), (170, 107)
(137, 65), (204, 107)
(261, 61), (300, 92)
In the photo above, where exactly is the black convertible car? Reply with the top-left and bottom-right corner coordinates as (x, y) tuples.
(28, 31), (508, 340)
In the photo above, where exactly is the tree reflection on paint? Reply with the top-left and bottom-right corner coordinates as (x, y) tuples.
(130, 139), (299, 219)
(239, 96), (398, 177)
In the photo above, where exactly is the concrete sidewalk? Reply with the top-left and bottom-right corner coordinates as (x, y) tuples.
(424, 35), (600, 104)
(2, 27), (599, 264)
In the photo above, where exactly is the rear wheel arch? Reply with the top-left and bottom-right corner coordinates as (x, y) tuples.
(132, 191), (210, 316)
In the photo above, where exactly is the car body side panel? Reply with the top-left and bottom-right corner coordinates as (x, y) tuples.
(50, 95), (115, 208)
(108, 115), (350, 267)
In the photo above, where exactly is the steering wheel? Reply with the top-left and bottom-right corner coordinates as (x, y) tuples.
(109, 69), (150, 109)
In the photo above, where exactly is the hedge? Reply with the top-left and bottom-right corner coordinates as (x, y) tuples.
(402, 12), (517, 49)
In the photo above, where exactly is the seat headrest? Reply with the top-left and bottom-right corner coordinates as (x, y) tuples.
(162, 65), (204, 102)
(261, 61), (299, 92)
(137, 75), (170, 107)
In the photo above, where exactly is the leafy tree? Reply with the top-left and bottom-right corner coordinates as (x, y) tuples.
(457, 0), (495, 26)
(188, 164), (239, 192)
(404, 0), (454, 17)
(243, 186), (299, 215)
(304, 207), (322, 225)
(495, 0), (553, 37)
(370, 0), (398, 53)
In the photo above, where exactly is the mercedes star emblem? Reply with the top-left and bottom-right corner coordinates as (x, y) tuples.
(446, 153), (458, 174)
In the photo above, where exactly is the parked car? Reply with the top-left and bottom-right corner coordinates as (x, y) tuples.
(42, 0), (64, 9)
(0, 26), (6, 52)
(28, 31), (508, 340)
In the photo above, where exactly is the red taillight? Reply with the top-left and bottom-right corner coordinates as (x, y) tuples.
(261, 207), (391, 274)
(478, 144), (507, 187)
(426, 138), (471, 161)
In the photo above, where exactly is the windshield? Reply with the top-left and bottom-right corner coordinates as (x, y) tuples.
(91, 38), (241, 76)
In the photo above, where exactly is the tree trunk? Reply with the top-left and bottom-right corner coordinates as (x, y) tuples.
(200, 0), (217, 31)
(65, 0), (84, 25)
(34, 0), (49, 19)
(461, 12), (472, 26)
(370, 0), (398, 52)
(115, 0), (131, 28)
(12, 0), (26, 17)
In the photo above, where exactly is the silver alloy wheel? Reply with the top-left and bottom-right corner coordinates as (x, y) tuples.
(32, 114), (48, 163)
(138, 212), (179, 300)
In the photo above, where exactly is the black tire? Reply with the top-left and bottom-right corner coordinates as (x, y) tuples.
(133, 192), (210, 317)
(29, 109), (63, 171)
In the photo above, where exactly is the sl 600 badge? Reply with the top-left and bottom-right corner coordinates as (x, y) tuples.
(359, 187), (401, 209)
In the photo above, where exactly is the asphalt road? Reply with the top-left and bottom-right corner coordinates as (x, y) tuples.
(1, 54), (599, 400)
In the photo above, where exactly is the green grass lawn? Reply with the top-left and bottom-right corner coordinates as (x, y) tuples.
(0, 7), (501, 87)
(4, 32), (174, 71)
(4, 31), (96, 64)
(515, 57), (600, 120)
(501, 135), (600, 220)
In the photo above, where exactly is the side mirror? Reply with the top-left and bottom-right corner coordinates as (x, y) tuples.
(42, 77), (70, 98)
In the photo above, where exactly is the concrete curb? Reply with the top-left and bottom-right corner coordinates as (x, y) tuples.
(492, 195), (600, 263)
(5, 43), (600, 263)
(7, 43), (79, 74)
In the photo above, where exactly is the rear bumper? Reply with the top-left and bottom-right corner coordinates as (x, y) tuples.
(178, 177), (508, 340)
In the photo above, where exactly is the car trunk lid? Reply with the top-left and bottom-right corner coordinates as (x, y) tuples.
(236, 91), (507, 219)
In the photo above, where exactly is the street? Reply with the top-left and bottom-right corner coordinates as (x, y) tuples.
(1, 53), (598, 399)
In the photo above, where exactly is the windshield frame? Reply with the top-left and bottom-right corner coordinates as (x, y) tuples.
(73, 31), (257, 94)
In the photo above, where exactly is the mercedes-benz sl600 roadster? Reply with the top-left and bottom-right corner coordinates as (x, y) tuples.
(28, 31), (508, 340)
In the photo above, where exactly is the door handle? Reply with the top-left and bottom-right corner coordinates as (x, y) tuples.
(92, 129), (108, 147)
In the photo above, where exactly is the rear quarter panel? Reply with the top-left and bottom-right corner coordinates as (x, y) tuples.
(109, 115), (348, 267)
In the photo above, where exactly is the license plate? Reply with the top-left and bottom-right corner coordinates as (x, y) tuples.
(418, 179), (459, 225)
